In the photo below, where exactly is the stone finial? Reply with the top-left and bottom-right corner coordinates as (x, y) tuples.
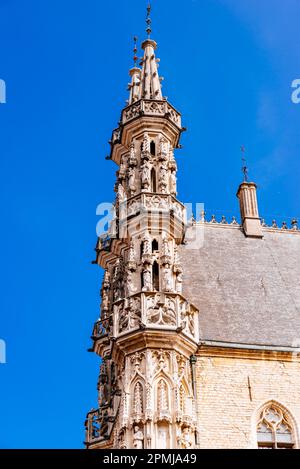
(236, 182), (263, 238)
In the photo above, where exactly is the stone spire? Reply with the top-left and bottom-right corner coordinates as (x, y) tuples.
(128, 5), (163, 103)
(139, 39), (162, 100)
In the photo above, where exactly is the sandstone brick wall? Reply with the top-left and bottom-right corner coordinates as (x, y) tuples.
(195, 354), (300, 448)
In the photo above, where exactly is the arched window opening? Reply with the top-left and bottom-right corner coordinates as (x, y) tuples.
(150, 141), (156, 156)
(152, 261), (159, 291)
(141, 272), (144, 290)
(152, 239), (158, 252)
(151, 168), (157, 192)
(257, 404), (295, 449)
(140, 241), (144, 258)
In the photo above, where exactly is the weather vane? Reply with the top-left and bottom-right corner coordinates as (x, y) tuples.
(240, 145), (249, 182)
(146, 3), (152, 38)
(133, 36), (138, 66)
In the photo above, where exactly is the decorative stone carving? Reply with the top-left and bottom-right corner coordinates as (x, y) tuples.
(98, 361), (109, 407)
(142, 266), (152, 291)
(170, 170), (177, 195)
(156, 379), (171, 423)
(178, 427), (192, 449)
(118, 297), (141, 333)
(132, 382), (144, 420)
(141, 132), (150, 158)
(103, 269), (110, 289)
(127, 241), (137, 271)
(144, 100), (165, 115)
(124, 102), (141, 122)
(133, 425), (144, 449)
(158, 163), (168, 193)
(146, 294), (176, 326)
(145, 195), (168, 210)
(141, 161), (151, 191)
(119, 155), (127, 180)
(117, 183), (126, 203)
(158, 137), (169, 161)
(175, 271), (183, 294)
(128, 167), (136, 195)
(180, 303), (195, 337)
(101, 289), (109, 316)
(162, 264), (173, 292)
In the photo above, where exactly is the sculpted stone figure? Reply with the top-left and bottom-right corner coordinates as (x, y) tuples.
(127, 271), (137, 296)
(142, 234), (152, 255)
(175, 271), (183, 294)
(128, 167), (136, 193)
(170, 170), (177, 195)
(163, 264), (172, 292)
(142, 267), (152, 291)
(133, 425), (144, 449)
(179, 427), (192, 449)
(141, 161), (151, 190)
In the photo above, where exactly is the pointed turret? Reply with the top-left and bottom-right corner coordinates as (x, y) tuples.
(139, 39), (162, 100)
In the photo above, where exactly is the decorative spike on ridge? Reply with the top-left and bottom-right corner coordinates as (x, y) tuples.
(240, 145), (249, 183)
(128, 36), (142, 104)
(133, 35), (138, 66)
(146, 3), (152, 38)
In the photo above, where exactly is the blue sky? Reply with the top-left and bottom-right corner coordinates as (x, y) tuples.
(0, 0), (299, 448)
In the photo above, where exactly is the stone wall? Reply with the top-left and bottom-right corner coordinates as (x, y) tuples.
(195, 351), (300, 448)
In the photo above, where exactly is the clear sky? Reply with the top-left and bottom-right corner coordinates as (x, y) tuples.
(0, 0), (299, 449)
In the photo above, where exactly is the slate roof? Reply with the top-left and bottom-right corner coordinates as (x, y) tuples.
(180, 223), (300, 347)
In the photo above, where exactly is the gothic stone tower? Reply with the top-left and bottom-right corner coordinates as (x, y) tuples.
(84, 32), (199, 449)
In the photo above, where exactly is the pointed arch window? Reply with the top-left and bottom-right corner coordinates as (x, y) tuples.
(152, 239), (158, 252)
(151, 168), (157, 192)
(257, 403), (295, 449)
(150, 141), (156, 156)
(152, 261), (159, 291)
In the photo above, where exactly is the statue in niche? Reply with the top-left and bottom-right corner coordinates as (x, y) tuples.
(127, 271), (137, 296)
(128, 241), (136, 263)
(179, 427), (192, 449)
(142, 234), (151, 255)
(128, 167), (136, 193)
(114, 281), (122, 301)
(159, 136), (169, 158)
(141, 161), (151, 190)
(170, 170), (177, 195)
(142, 266), (152, 291)
(117, 183), (126, 203)
(162, 237), (171, 258)
(101, 289), (109, 313)
(118, 429), (127, 449)
(163, 264), (172, 292)
(159, 164), (168, 184)
(103, 269), (110, 288)
(98, 364), (109, 407)
(175, 271), (183, 294)
(133, 425), (144, 449)
(157, 427), (168, 449)
(99, 410), (109, 437)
